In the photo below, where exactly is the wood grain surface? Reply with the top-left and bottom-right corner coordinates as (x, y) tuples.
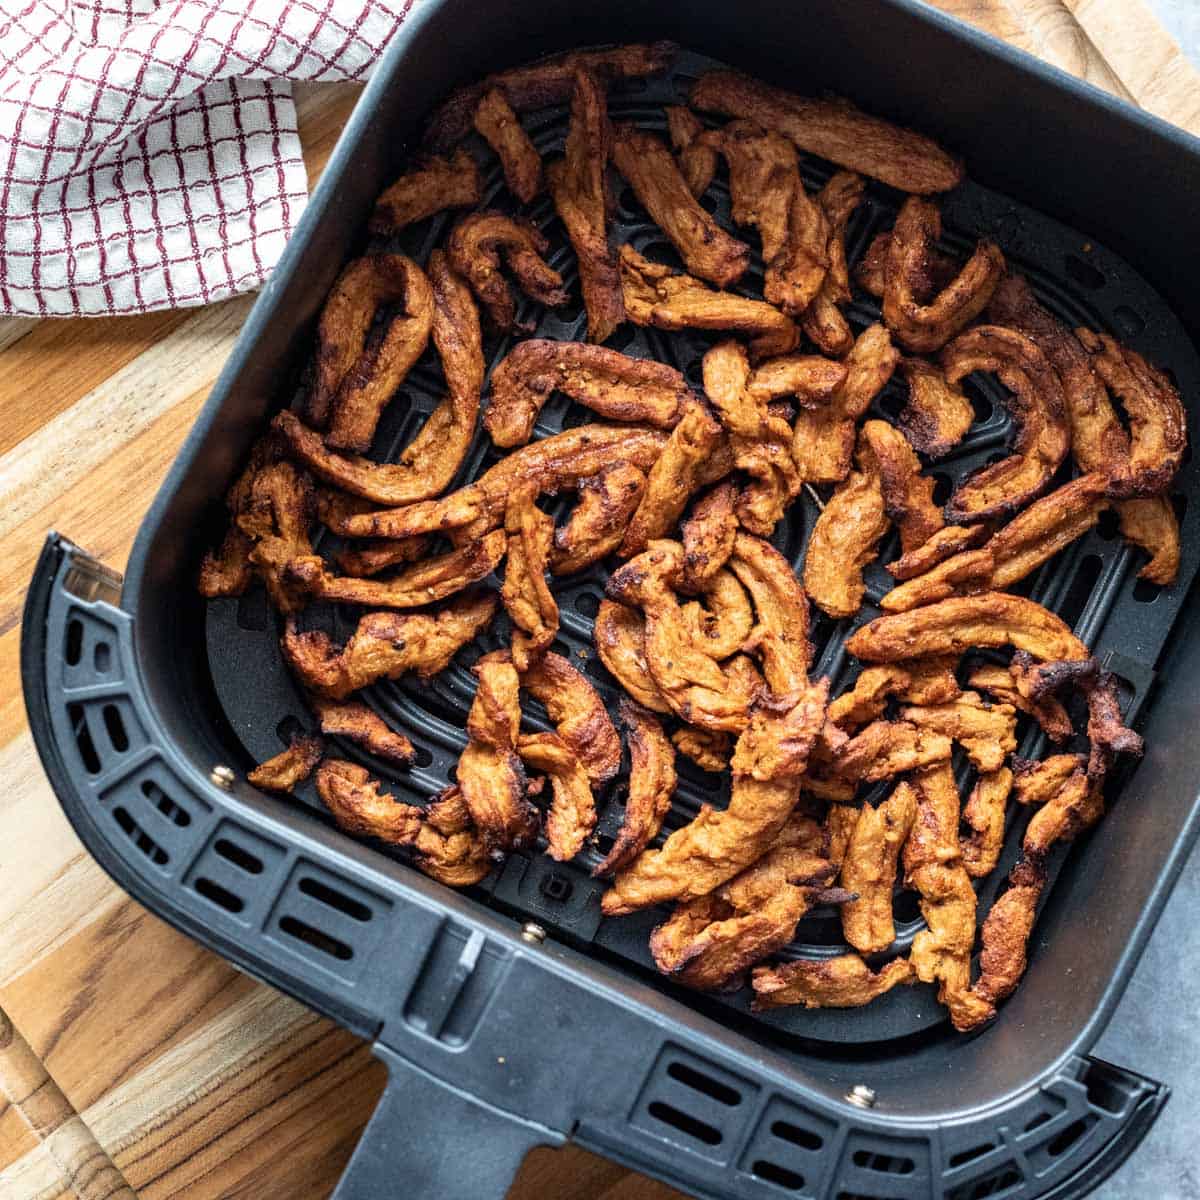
(1, 5), (1196, 1198)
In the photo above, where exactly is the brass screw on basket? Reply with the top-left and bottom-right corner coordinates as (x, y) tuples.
(845, 1084), (877, 1109)
(209, 764), (236, 790)
(521, 922), (547, 945)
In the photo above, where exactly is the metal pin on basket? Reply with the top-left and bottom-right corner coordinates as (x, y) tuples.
(209, 764), (235, 790)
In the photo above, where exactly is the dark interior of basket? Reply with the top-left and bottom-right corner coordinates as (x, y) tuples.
(203, 50), (1200, 1048)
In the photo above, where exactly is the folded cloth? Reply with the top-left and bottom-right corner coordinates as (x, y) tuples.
(0, 0), (413, 317)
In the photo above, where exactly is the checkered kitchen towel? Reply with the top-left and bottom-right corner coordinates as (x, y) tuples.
(0, 0), (414, 316)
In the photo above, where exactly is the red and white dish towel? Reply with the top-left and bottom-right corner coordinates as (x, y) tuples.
(0, 0), (414, 317)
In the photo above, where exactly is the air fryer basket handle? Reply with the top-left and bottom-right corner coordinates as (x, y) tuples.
(1027, 1057), (1169, 1200)
(1030, 1056), (1168, 1200)
(332, 1047), (555, 1200)
(21, 535), (1172, 1200)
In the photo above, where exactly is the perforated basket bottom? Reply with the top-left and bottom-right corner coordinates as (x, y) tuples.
(206, 49), (1200, 1048)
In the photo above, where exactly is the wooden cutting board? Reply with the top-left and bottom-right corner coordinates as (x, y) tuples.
(1, 3), (1196, 1197)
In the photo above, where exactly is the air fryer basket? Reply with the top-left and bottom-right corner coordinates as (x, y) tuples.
(22, 2), (1200, 1198)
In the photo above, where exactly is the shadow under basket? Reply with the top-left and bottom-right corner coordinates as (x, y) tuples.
(21, 3), (1200, 1198)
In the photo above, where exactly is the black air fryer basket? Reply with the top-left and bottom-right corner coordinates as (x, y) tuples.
(22, 3), (1200, 1198)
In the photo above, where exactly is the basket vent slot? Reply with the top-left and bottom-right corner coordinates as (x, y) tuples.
(750, 1160), (805, 1191)
(264, 859), (390, 980)
(1133, 577), (1162, 604)
(279, 915), (353, 960)
(299, 875), (372, 921)
(185, 821), (286, 928)
(947, 1142), (994, 1168)
(215, 838), (264, 875)
(1056, 554), (1103, 629)
(102, 704), (129, 753)
(852, 1149), (914, 1175)
(945, 1163), (1022, 1200)
(666, 1061), (741, 1107)
(65, 619), (83, 665)
(93, 641), (112, 673)
(68, 703), (101, 774)
(839, 1133), (929, 1198)
(1023, 1111), (1100, 1175)
(740, 1097), (834, 1190)
(1046, 1116), (1093, 1157)
(633, 1048), (755, 1163)
(113, 806), (168, 866)
(646, 1101), (721, 1146)
(1023, 1111), (1052, 1133)
(143, 780), (190, 827)
(195, 877), (244, 913)
(771, 1120), (823, 1152)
